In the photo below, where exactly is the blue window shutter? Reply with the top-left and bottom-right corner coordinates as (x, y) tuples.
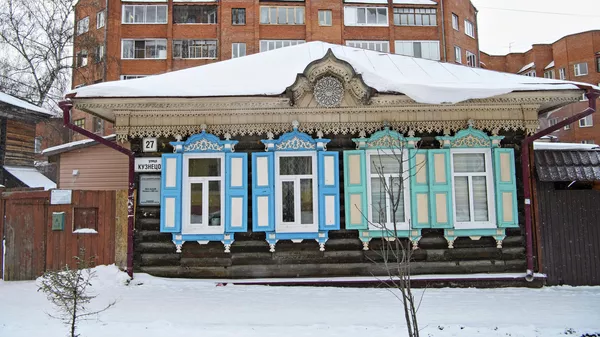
(427, 149), (453, 228)
(160, 153), (182, 233)
(343, 150), (368, 230)
(493, 148), (519, 228)
(252, 152), (275, 232)
(409, 149), (430, 228)
(318, 151), (340, 230)
(225, 152), (248, 232)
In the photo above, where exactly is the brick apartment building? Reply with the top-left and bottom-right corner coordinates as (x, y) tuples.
(70, 0), (480, 139)
(481, 30), (600, 145)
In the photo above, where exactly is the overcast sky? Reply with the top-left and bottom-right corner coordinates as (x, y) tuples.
(470, 0), (600, 55)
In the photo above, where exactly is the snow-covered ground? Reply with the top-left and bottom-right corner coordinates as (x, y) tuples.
(1, 265), (599, 337)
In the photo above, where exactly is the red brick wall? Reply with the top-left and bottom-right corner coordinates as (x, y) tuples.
(442, 0), (478, 64)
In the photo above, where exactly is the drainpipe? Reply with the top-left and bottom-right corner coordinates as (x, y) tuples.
(440, 0), (447, 62)
(521, 89), (600, 281)
(58, 100), (135, 279)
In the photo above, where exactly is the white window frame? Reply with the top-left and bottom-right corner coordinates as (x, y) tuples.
(452, 13), (459, 30)
(77, 50), (88, 67)
(260, 6), (305, 25)
(579, 115), (593, 128)
(259, 40), (305, 52)
(464, 19), (474, 38)
(563, 118), (571, 130)
(454, 46), (462, 63)
(522, 70), (536, 77)
(122, 5), (168, 24)
(559, 68), (566, 80)
(274, 151), (318, 233)
(365, 150), (411, 231)
(232, 43), (246, 58)
(121, 39), (167, 59)
(393, 8), (436, 26)
(120, 75), (147, 80)
(344, 6), (389, 27)
(574, 62), (588, 77)
(346, 40), (390, 53)
(97, 11), (105, 29)
(95, 45), (104, 63)
(173, 40), (217, 59)
(544, 69), (554, 79)
(395, 40), (440, 61)
(173, 5), (218, 24)
(466, 51), (476, 67)
(34, 136), (42, 154)
(318, 9), (332, 26)
(581, 140), (595, 144)
(182, 153), (225, 235)
(77, 17), (89, 35)
(450, 149), (496, 229)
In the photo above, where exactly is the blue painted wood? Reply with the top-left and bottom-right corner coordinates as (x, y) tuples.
(493, 148), (519, 228)
(170, 130), (238, 153)
(343, 150), (368, 230)
(251, 152), (275, 232)
(318, 151), (340, 230)
(160, 153), (182, 233)
(409, 149), (430, 228)
(261, 126), (330, 152)
(225, 152), (248, 232)
(436, 126), (503, 149)
(427, 149), (453, 228)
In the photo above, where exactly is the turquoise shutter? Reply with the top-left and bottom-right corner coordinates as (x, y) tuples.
(318, 151), (340, 230)
(225, 153), (248, 232)
(160, 153), (182, 233)
(493, 148), (519, 228)
(252, 152), (275, 232)
(427, 149), (453, 228)
(409, 149), (430, 228)
(343, 150), (368, 230)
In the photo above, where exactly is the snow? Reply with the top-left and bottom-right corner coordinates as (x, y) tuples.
(41, 134), (116, 155)
(0, 91), (53, 115)
(2, 166), (56, 190)
(1, 265), (599, 337)
(68, 42), (595, 106)
(545, 61), (555, 70)
(344, 0), (388, 3)
(393, 0), (437, 4)
(518, 62), (535, 73)
(73, 228), (98, 234)
(534, 142), (599, 151)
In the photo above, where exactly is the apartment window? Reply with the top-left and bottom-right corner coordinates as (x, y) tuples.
(559, 68), (566, 80)
(122, 5), (168, 24)
(174, 5), (217, 24)
(466, 51), (476, 67)
(318, 10), (332, 26)
(563, 118), (571, 130)
(34, 137), (42, 154)
(232, 43), (246, 58)
(464, 20), (475, 38)
(120, 75), (147, 80)
(97, 11), (105, 29)
(73, 118), (85, 128)
(173, 40), (217, 59)
(548, 118), (559, 127)
(454, 46), (462, 63)
(259, 40), (305, 52)
(393, 8), (436, 26)
(395, 41), (440, 61)
(94, 45), (104, 63)
(597, 56), (600, 72)
(122, 39), (167, 59)
(523, 70), (536, 77)
(574, 62), (588, 77)
(452, 13), (459, 30)
(92, 117), (104, 134)
(579, 115), (593, 128)
(232, 8), (246, 25)
(344, 6), (388, 26)
(260, 6), (305, 25)
(76, 50), (88, 67)
(77, 17), (89, 35)
(581, 140), (595, 144)
(544, 70), (554, 79)
(346, 40), (389, 53)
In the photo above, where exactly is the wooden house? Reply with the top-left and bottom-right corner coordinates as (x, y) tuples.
(63, 42), (597, 283)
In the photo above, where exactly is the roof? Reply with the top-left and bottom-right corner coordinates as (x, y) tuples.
(0, 91), (53, 115)
(42, 134), (116, 156)
(519, 62), (535, 73)
(535, 147), (600, 182)
(3, 166), (56, 190)
(545, 61), (555, 70)
(533, 142), (599, 151)
(345, 0), (436, 4)
(68, 42), (595, 106)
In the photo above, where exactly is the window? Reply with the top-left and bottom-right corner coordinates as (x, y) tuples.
(76, 50), (88, 67)
(559, 68), (566, 80)
(120, 75), (147, 80)
(346, 40), (389, 53)
(232, 8), (246, 25)
(122, 5), (167, 24)
(77, 17), (89, 35)
(581, 140), (595, 144)
(454, 46), (462, 63)
(574, 62), (588, 77)
(548, 118), (559, 127)
(451, 150), (495, 228)
(173, 5), (217, 24)
(464, 20), (475, 38)
(466, 51), (476, 67)
(597, 57), (600, 72)
(544, 69), (554, 79)
(579, 115), (593, 127)
(318, 10), (332, 26)
(395, 41), (440, 61)
(260, 6), (305, 25)
(122, 39), (167, 59)
(173, 40), (217, 59)
(94, 45), (104, 63)
(344, 6), (388, 26)
(259, 40), (305, 52)
(73, 118), (85, 128)
(92, 117), (104, 134)
(452, 13), (459, 30)
(97, 11), (105, 29)
(522, 70), (536, 77)
(393, 8), (436, 26)
(34, 137), (42, 154)
(367, 152), (410, 229)
(563, 118), (571, 130)
(183, 155), (224, 234)
(232, 43), (246, 58)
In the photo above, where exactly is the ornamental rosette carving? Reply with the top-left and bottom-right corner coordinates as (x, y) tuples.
(313, 76), (344, 108)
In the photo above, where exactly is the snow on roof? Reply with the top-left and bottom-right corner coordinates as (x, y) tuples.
(545, 61), (555, 70)
(0, 91), (53, 115)
(42, 134), (116, 156)
(69, 42), (593, 105)
(344, 0), (387, 3)
(533, 142), (599, 151)
(3, 166), (56, 190)
(518, 62), (535, 73)
(392, 0), (437, 4)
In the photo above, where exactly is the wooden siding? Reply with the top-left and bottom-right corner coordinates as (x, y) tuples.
(58, 143), (128, 190)
(3, 119), (36, 166)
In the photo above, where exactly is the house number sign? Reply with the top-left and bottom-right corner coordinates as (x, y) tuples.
(142, 137), (158, 152)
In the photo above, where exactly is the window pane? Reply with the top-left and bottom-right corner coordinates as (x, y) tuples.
(287, 8), (294, 23)
(296, 7), (304, 24)
(454, 176), (470, 222)
(134, 6), (145, 23)
(278, 7), (286, 24)
(146, 6), (156, 23)
(260, 7), (268, 23)
(280, 156), (312, 175)
(300, 179), (313, 224)
(208, 181), (221, 226)
(122, 40), (133, 58)
(190, 183), (203, 224)
(282, 181), (295, 222)
(413, 42), (422, 58)
(134, 40), (145, 58)
(453, 153), (486, 172)
(189, 158), (221, 177)
(472, 176), (488, 221)
(377, 8), (387, 24)
(318, 10), (324, 23)
(371, 177), (387, 224)
(270, 7), (277, 24)
(123, 6), (133, 23)
(145, 40), (156, 58)
(390, 176), (405, 223)
(239, 43), (246, 56)
(367, 8), (377, 24)
(157, 6), (167, 23)
(370, 155), (401, 175)
(357, 8), (366, 23)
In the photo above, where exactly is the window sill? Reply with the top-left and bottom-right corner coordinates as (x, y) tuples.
(173, 58), (218, 60)
(259, 23), (306, 26)
(73, 229), (98, 234)
(394, 24), (437, 27)
(579, 125), (593, 128)
(121, 58), (167, 60)
(173, 23), (218, 25)
(346, 24), (389, 27)
(453, 222), (497, 230)
(122, 22), (168, 25)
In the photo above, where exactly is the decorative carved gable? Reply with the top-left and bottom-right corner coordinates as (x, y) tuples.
(286, 49), (373, 108)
